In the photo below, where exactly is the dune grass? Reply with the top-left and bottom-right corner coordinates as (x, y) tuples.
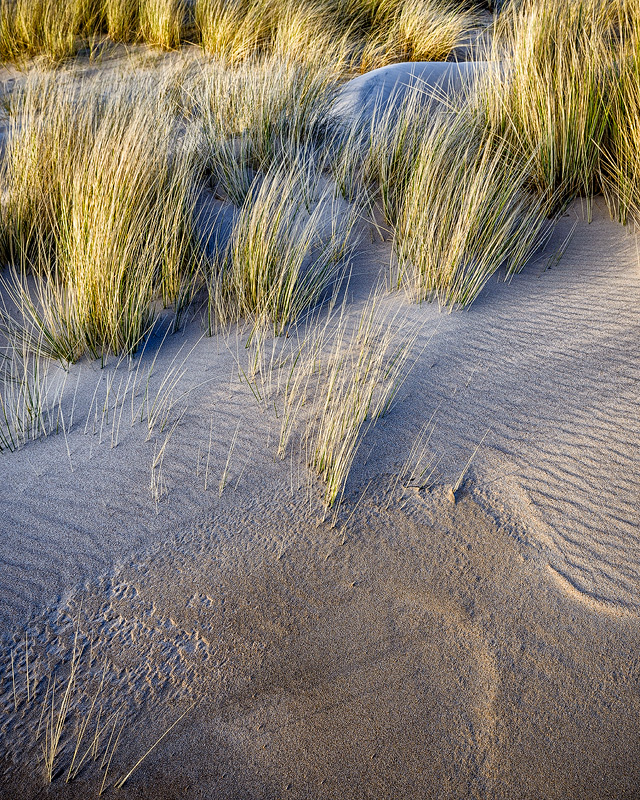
(305, 296), (417, 507)
(393, 110), (552, 307)
(0, 0), (475, 64)
(195, 0), (349, 66)
(360, 0), (476, 71)
(139, 0), (187, 49)
(336, 83), (433, 224)
(193, 56), (340, 205)
(0, 71), (202, 363)
(0, 328), (67, 452)
(207, 161), (360, 335)
(601, 0), (640, 224)
(244, 291), (418, 508)
(4, 626), (192, 792)
(0, 0), (100, 62)
(194, 0), (474, 69)
(477, 0), (620, 212)
(103, 0), (139, 41)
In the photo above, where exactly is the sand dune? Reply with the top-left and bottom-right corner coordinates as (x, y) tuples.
(1, 194), (640, 798)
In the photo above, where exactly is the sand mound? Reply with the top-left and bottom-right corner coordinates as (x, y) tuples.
(331, 61), (487, 122)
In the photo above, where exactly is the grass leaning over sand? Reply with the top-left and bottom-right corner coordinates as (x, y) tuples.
(0, 329), (69, 452)
(242, 291), (419, 508)
(476, 0), (637, 214)
(393, 109), (553, 307)
(0, 70), (202, 362)
(207, 163), (361, 336)
(305, 296), (418, 507)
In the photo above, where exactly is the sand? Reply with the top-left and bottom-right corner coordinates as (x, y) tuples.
(1, 62), (640, 798)
(331, 61), (487, 123)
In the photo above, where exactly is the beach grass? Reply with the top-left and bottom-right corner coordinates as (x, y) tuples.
(194, 56), (340, 204)
(601, 0), (640, 224)
(0, 0), (475, 64)
(207, 160), (360, 335)
(1, 70), (202, 362)
(1, 0), (640, 469)
(476, 0), (620, 212)
(393, 109), (552, 307)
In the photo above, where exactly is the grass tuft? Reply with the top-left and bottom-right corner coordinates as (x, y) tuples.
(393, 109), (553, 308)
(207, 160), (360, 335)
(1, 71), (202, 362)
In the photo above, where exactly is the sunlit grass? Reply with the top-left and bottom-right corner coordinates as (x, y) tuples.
(1, 71), (202, 362)
(139, 0), (186, 50)
(601, 0), (640, 224)
(360, 0), (477, 71)
(477, 0), (619, 211)
(393, 110), (552, 307)
(0, 0), (474, 65)
(208, 161), (360, 335)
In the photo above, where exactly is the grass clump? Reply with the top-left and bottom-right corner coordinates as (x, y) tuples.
(194, 56), (340, 204)
(478, 0), (618, 211)
(1, 71), (202, 363)
(360, 0), (477, 71)
(0, 0), (100, 62)
(139, 0), (187, 50)
(103, 0), (139, 41)
(195, 0), (262, 63)
(393, 111), (552, 307)
(305, 297), (417, 507)
(244, 291), (418, 508)
(208, 162), (360, 335)
(335, 83), (433, 224)
(601, 0), (640, 224)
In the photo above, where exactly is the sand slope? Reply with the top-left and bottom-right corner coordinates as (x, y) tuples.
(1, 200), (640, 798)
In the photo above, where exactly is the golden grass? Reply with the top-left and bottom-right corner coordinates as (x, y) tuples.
(244, 291), (418, 508)
(103, 0), (139, 41)
(601, 0), (640, 224)
(1, 70), (201, 362)
(139, 0), (186, 50)
(0, 0), (99, 62)
(193, 55), (340, 202)
(207, 162), (360, 335)
(393, 108), (552, 307)
(0, 0), (474, 65)
(477, 0), (620, 210)
(360, 0), (476, 71)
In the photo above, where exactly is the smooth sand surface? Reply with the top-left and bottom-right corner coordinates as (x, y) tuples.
(1, 196), (639, 798)
(331, 61), (488, 122)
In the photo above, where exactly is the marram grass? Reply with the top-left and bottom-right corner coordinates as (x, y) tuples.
(393, 110), (552, 308)
(0, 71), (202, 362)
(193, 56), (340, 205)
(601, 0), (640, 224)
(0, 0), (474, 65)
(477, 0), (618, 211)
(208, 161), (361, 335)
